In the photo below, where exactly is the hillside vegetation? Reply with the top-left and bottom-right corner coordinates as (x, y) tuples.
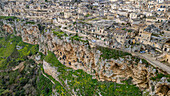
(44, 52), (142, 96)
(0, 35), (52, 96)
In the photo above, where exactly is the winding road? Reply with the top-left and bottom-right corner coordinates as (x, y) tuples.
(132, 53), (170, 74)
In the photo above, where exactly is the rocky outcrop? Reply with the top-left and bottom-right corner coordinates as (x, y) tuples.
(155, 77), (170, 96)
(1, 20), (170, 96)
(43, 60), (59, 81)
(3, 24), (13, 33)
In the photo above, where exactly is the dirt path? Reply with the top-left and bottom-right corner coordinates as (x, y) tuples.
(41, 71), (55, 84)
(0, 62), (25, 72)
(12, 61), (25, 71)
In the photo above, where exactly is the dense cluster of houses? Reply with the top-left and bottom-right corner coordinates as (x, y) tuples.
(0, 0), (170, 63)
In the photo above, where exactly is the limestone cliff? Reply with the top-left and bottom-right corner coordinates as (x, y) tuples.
(1, 19), (170, 96)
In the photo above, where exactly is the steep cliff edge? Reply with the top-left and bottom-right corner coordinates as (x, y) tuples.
(1, 19), (170, 96)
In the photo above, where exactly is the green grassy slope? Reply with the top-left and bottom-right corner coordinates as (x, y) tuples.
(44, 52), (142, 96)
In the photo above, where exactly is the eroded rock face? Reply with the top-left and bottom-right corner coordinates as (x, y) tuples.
(155, 77), (170, 96)
(21, 25), (40, 45)
(1, 20), (170, 96)
(3, 24), (13, 33)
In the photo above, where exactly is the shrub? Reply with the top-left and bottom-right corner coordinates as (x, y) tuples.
(26, 21), (35, 24)
(150, 74), (170, 81)
(30, 45), (39, 55)
(0, 16), (17, 21)
(37, 24), (45, 34)
(97, 46), (132, 59)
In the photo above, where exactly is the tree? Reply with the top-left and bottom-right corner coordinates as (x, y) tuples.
(45, 88), (50, 94)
